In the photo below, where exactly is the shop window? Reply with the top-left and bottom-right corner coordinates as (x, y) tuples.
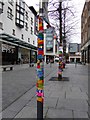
(0, 2), (4, 14)
(7, 7), (13, 20)
(0, 22), (3, 30)
(12, 29), (15, 35)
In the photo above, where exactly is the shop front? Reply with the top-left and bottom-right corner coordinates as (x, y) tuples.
(0, 33), (37, 65)
(2, 43), (18, 65)
(18, 47), (30, 64)
(30, 50), (37, 63)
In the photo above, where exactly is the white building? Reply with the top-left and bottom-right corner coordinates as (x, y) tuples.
(68, 43), (81, 63)
(0, 0), (37, 65)
(44, 26), (58, 63)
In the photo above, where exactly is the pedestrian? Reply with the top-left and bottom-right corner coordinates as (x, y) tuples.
(47, 59), (49, 64)
(50, 59), (52, 67)
(75, 61), (77, 68)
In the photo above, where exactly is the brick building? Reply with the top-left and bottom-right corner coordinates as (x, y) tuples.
(81, 1), (90, 64)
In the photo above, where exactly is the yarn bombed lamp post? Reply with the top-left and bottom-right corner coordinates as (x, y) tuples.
(58, 1), (63, 80)
(37, 0), (44, 119)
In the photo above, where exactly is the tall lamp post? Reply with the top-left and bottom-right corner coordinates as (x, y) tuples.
(37, 0), (44, 119)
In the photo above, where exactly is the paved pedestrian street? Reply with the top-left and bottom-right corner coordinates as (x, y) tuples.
(1, 63), (89, 119)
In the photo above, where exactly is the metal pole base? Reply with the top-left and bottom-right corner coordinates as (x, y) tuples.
(37, 101), (43, 120)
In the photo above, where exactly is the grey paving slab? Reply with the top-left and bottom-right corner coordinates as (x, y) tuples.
(46, 108), (73, 118)
(2, 63), (89, 119)
(2, 67), (37, 110)
(47, 84), (63, 92)
(57, 99), (88, 112)
(73, 111), (88, 118)
(2, 109), (17, 118)
(15, 106), (48, 118)
(49, 91), (65, 99)
(71, 86), (82, 92)
(2, 87), (36, 118)
(26, 97), (37, 107)
(73, 84), (88, 93)
(44, 97), (58, 108)
(20, 86), (36, 100)
(66, 91), (88, 100)
(44, 90), (52, 98)
(26, 96), (58, 109)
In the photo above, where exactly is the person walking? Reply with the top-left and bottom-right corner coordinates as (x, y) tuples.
(50, 59), (52, 67)
(75, 59), (77, 68)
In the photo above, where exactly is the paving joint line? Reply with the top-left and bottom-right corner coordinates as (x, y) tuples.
(1, 85), (36, 112)
(55, 97), (59, 109)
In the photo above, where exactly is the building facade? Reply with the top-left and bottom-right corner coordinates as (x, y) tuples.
(0, 0), (37, 65)
(81, 1), (90, 64)
(44, 26), (58, 63)
(68, 43), (81, 63)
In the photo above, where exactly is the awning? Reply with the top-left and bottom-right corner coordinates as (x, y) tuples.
(0, 33), (37, 50)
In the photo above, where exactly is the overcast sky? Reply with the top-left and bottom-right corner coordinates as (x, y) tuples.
(25, 0), (85, 43)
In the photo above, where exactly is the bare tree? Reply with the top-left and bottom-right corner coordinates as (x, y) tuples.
(47, 0), (79, 54)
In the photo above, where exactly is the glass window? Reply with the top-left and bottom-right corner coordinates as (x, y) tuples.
(26, 11), (28, 20)
(16, 0), (20, 5)
(20, 8), (24, 13)
(12, 29), (15, 35)
(31, 27), (33, 34)
(16, 19), (19, 24)
(20, 21), (23, 26)
(17, 12), (19, 18)
(20, 14), (24, 21)
(8, 0), (13, 5)
(28, 38), (30, 42)
(7, 7), (13, 20)
(0, 22), (3, 30)
(21, 34), (24, 39)
(31, 17), (33, 25)
(17, 6), (19, 11)
(33, 40), (35, 44)
(20, 1), (25, 8)
(0, 2), (4, 14)
(25, 22), (28, 31)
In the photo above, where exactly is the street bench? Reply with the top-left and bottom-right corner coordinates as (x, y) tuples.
(2, 65), (14, 71)
(29, 63), (34, 67)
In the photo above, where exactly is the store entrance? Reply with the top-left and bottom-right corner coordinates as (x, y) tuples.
(2, 43), (18, 65)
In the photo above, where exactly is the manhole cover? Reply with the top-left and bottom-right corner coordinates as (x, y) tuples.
(49, 77), (69, 81)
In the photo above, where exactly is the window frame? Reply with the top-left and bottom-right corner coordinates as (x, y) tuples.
(7, 7), (13, 20)
(0, 22), (3, 30)
(31, 27), (33, 35)
(31, 17), (33, 25)
(25, 22), (28, 31)
(0, 2), (4, 14)
(8, 0), (13, 6)
(26, 11), (28, 21)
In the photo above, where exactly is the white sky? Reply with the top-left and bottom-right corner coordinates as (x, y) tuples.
(25, 0), (85, 43)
